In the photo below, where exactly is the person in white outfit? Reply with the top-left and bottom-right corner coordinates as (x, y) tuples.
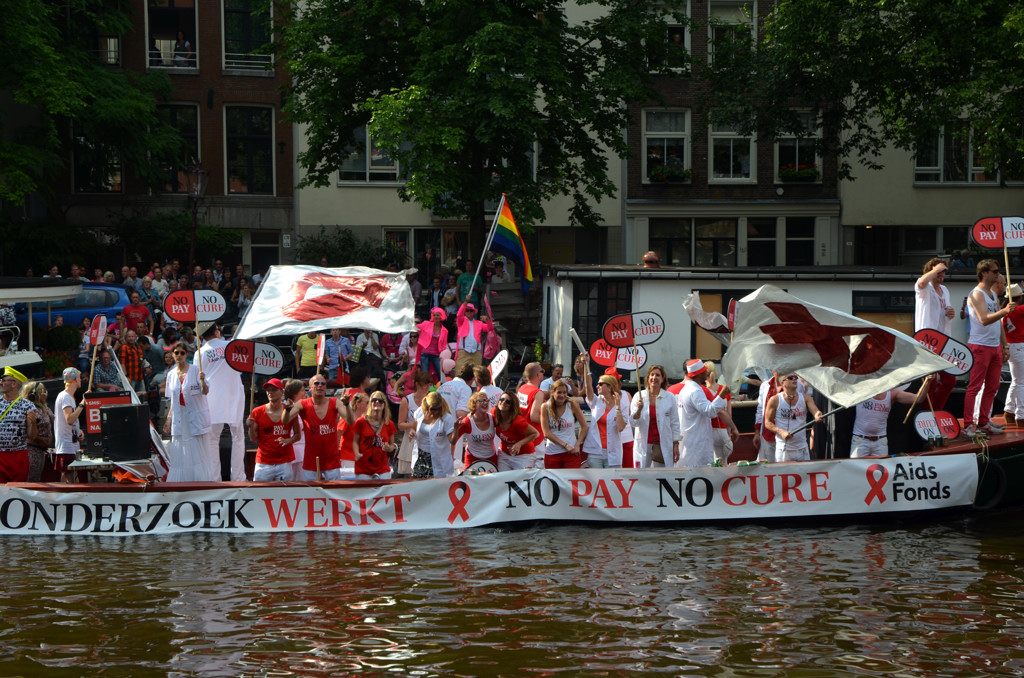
(195, 325), (246, 481)
(163, 341), (216, 481)
(629, 365), (679, 467)
(764, 373), (822, 462)
(850, 388), (917, 457)
(675, 359), (729, 468)
(577, 355), (629, 469)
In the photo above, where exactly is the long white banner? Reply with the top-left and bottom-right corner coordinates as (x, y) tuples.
(0, 454), (978, 536)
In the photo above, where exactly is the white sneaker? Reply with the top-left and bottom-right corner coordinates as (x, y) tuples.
(962, 425), (978, 438)
(982, 422), (1005, 435)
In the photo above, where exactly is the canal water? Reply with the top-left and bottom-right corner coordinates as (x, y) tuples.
(2, 509), (1023, 677)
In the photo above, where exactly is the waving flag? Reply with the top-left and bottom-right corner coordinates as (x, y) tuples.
(488, 195), (533, 296)
(683, 292), (732, 347)
(721, 285), (950, 408)
(233, 266), (416, 339)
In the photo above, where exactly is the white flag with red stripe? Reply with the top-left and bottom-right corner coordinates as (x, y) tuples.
(721, 285), (950, 408)
(233, 266), (416, 339)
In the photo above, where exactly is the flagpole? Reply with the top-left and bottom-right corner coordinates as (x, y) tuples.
(464, 195), (506, 304)
(902, 374), (935, 424)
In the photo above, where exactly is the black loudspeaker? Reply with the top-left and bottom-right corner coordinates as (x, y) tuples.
(99, 403), (151, 462)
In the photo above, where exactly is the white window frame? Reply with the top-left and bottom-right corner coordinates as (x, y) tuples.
(775, 110), (821, 183)
(914, 123), (997, 184)
(642, 109), (691, 184)
(338, 126), (405, 185)
(708, 0), (755, 64)
(709, 120), (755, 183)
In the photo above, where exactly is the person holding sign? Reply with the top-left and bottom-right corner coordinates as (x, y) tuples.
(914, 257), (956, 409)
(164, 341), (217, 481)
(964, 260), (1015, 437)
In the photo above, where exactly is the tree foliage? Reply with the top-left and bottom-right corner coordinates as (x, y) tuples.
(294, 226), (410, 269)
(0, 1), (185, 204)
(273, 0), (687, 251)
(705, 0), (1024, 181)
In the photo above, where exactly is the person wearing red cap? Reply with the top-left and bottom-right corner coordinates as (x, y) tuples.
(676, 359), (729, 468)
(247, 378), (300, 481)
(454, 296), (493, 376)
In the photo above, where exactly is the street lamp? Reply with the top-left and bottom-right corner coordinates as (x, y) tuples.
(185, 162), (209, 288)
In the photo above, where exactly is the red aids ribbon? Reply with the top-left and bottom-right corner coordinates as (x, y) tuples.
(864, 464), (889, 505)
(447, 481), (471, 524)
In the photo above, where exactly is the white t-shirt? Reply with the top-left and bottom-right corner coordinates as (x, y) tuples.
(415, 411), (455, 477)
(437, 378), (472, 415)
(968, 286), (1002, 347)
(194, 338), (244, 425)
(478, 384), (504, 409)
(53, 391), (80, 455)
(853, 391), (891, 438)
(914, 281), (952, 334)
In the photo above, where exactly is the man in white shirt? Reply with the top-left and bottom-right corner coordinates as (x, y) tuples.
(437, 363), (474, 420)
(914, 257), (956, 409)
(195, 325), (246, 480)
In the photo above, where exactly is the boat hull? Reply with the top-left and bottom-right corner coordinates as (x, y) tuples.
(0, 455), (978, 536)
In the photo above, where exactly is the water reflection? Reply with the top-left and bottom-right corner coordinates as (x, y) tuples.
(0, 513), (1022, 676)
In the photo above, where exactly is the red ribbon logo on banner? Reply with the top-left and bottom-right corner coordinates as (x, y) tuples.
(447, 481), (471, 524)
(864, 464), (889, 505)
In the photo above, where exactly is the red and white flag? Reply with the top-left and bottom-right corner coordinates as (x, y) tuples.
(683, 292), (731, 347)
(233, 266), (416, 340)
(721, 285), (950, 408)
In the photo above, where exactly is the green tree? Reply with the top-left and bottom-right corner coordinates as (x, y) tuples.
(294, 227), (409, 269)
(273, 0), (687, 255)
(705, 0), (1024, 181)
(0, 1), (186, 205)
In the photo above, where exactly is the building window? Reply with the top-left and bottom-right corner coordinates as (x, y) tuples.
(572, 280), (632, 352)
(226, 106), (274, 194)
(95, 35), (121, 66)
(709, 1), (753, 63)
(785, 217), (815, 266)
(339, 126), (402, 183)
(650, 24), (690, 71)
(903, 225), (968, 255)
(650, 218), (692, 266)
(747, 217), (776, 266)
(915, 122), (995, 183)
(73, 137), (122, 194)
(777, 112), (820, 182)
(695, 218), (737, 266)
(710, 121), (753, 180)
(148, 0), (197, 69)
(224, 0), (272, 70)
(644, 110), (690, 183)
(157, 105), (199, 193)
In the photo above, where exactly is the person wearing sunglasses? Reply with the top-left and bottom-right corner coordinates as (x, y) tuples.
(578, 356), (629, 469)
(964, 259), (1016, 437)
(352, 390), (398, 480)
(763, 374), (822, 463)
(492, 392), (539, 471)
(338, 390), (369, 472)
(284, 375), (342, 481)
(247, 378), (301, 482)
(164, 340), (216, 481)
(412, 392), (457, 478)
(456, 391), (498, 468)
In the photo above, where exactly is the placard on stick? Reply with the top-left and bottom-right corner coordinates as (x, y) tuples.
(163, 290), (228, 323)
(224, 339), (287, 376)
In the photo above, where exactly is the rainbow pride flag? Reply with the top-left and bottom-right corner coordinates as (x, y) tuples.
(489, 196), (533, 296)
